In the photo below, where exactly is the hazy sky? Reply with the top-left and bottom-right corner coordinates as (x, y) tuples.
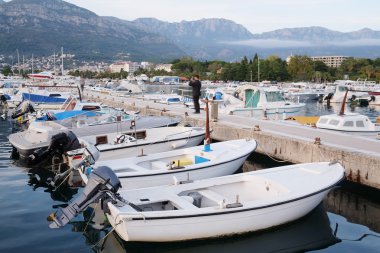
(63, 0), (380, 33)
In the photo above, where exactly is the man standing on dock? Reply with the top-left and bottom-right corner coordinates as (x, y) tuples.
(189, 75), (201, 114)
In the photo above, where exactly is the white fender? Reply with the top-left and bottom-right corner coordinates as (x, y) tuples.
(171, 140), (188, 149)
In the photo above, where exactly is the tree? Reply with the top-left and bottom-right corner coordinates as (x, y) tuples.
(1, 66), (12, 76)
(361, 65), (374, 79)
(287, 55), (314, 81)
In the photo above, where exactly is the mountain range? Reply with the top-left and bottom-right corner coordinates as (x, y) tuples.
(1, 0), (380, 62)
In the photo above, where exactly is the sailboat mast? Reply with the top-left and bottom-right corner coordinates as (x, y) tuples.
(257, 56), (260, 83)
(31, 54), (34, 74)
(61, 47), (64, 76)
(53, 49), (56, 75)
(17, 49), (20, 75)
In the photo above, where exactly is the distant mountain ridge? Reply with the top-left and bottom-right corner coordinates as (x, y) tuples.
(252, 26), (380, 42)
(0, 0), (185, 61)
(132, 18), (253, 43)
(1, 0), (380, 61)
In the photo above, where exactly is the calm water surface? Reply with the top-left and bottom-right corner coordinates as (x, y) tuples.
(0, 102), (380, 253)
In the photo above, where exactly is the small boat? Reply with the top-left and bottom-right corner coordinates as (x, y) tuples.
(8, 115), (181, 163)
(49, 161), (344, 243)
(138, 92), (183, 104)
(28, 71), (54, 80)
(231, 85), (305, 115)
(83, 205), (340, 253)
(316, 113), (380, 132)
(324, 84), (368, 103)
(67, 126), (206, 162)
(74, 139), (257, 189)
(317, 90), (380, 133)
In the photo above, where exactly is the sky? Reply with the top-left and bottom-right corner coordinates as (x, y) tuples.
(62, 0), (380, 34)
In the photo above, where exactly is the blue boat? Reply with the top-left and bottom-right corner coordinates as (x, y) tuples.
(35, 110), (99, 121)
(22, 93), (67, 103)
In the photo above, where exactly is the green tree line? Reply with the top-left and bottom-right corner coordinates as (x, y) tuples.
(6, 55), (379, 83)
(167, 55), (380, 83)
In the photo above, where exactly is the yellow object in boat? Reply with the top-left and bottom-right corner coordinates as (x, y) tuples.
(286, 116), (320, 125)
(173, 159), (193, 167)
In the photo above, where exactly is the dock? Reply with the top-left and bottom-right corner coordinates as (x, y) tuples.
(86, 91), (380, 190)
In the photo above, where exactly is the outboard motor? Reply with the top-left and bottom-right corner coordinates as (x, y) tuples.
(51, 144), (101, 187)
(11, 100), (35, 119)
(29, 131), (81, 165)
(323, 93), (334, 101)
(0, 94), (8, 105)
(49, 166), (121, 228)
(349, 94), (357, 102)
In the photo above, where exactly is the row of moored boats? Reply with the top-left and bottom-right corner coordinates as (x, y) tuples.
(4, 95), (346, 242)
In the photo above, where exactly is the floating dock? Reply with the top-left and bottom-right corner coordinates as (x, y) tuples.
(86, 91), (380, 190)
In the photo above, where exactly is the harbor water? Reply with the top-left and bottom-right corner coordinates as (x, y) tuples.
(1, 102), (380, 253)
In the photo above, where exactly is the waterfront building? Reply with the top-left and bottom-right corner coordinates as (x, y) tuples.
(109, 61), (141, 73)
(310, 56), (348, 68)
(154, 63), (172, 72)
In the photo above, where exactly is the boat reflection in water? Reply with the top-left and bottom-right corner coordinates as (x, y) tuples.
(27, 167), (78, 202)
(325, 183), (380, 233)
(74, 205), (340, 253)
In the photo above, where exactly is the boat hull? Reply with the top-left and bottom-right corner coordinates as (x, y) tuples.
(118, 152), (250, 189)
(109, 190), (329, 242)
(98, 134), (204, 161)
(9, 115), (180, 161)
(106, 162), (344, 242)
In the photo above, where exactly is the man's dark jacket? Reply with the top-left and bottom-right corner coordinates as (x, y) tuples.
(189, 80), (201, 97)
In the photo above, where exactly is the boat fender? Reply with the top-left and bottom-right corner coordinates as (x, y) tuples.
(171, 140), (188, 149)
(85, 166), (93, 176)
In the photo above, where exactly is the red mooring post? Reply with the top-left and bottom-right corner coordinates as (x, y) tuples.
(202, 98), (211, 152)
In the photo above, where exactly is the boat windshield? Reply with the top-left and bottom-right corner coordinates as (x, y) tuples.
(265, 91), (285, 102)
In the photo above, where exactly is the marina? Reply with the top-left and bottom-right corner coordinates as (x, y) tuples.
(85, 89), (380, 190)
(1, 117), (380, 252)
(2, 0), (380, 251)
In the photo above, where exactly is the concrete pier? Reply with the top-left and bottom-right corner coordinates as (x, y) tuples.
(86, 91), (380, 190)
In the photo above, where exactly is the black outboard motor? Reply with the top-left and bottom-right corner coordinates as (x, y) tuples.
(0, 94), (8, 105)
(324, 93), (334, 101)
(49, 166), (121, 228)
(349, 94), (357, 102)
(29, 131), (81, 165)
(11, 100), (35, 119)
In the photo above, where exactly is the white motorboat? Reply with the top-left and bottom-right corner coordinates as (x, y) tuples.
(284, 83), (328, 103)
(231, 85), (305, 116)
(316, 113), (380, 132)
(49, 161), (344, 242)
(324, 84), (369, 103)
(138, 92), (183, 104)
(8, 115), (180, 163)
(76, 139), (257, 189)
(67, 126), (206, 162)
(317, 89), (380, 133)
(84, 205), (339, 253)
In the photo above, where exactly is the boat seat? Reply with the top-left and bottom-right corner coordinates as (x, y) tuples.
(169, 196), (199, 210)
(197, 189), (227, 203)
